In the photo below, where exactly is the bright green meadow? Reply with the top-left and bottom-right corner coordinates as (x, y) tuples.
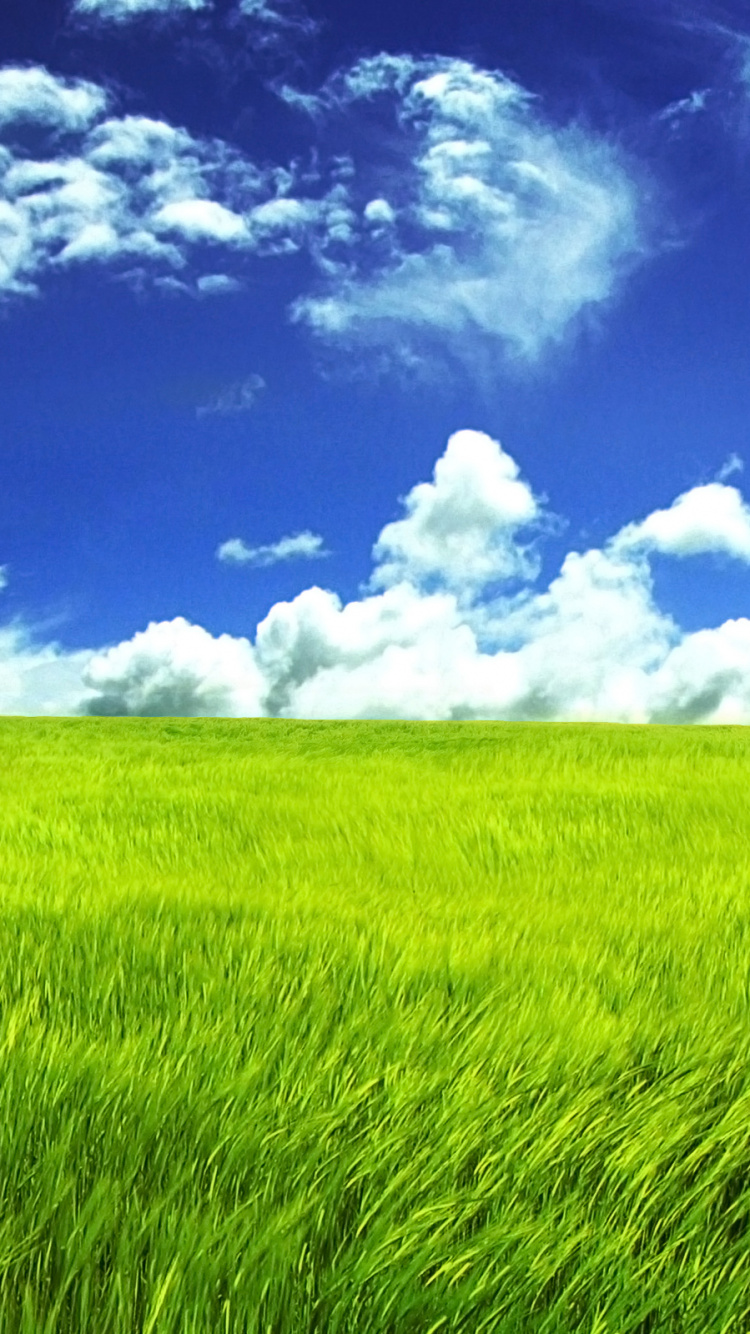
(2, 717), (750, 1332)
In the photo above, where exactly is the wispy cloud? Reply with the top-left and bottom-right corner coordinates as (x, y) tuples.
(196, 374), (265, 416)
(71, 0), (318, 42)
(216, 530), (329, 567)
(291, 54), (648, 370)
(72, 0), (208, 19)
(366, 428), (558, 602)
(716, 452), (744, 481)
(657, 88), (711, 125)
(234, 0), (318, 43)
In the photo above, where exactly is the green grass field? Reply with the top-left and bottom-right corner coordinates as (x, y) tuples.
(2, 717), (750, 1332)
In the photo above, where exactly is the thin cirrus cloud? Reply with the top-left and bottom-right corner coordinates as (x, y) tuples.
(196, 374), (266, 416)
(0, 56), (650, 370)
(216, 530), (329, 567)
(235, 0), (319, 39)
(6, 429), (750, 723)
(716, 452), (744, 482)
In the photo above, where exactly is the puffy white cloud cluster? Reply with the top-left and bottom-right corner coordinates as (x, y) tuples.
(0, 55), (649, 366)
(367, 428), (550, 600)
(80, 617), (265, 716)
(72, 0), (207, 19)
(0, 67), (323, 298)
(217, 529), (329, 566)
(291, 55), (646, 365)
(0, 66), (107, 132)
(19, 427), (740, 724)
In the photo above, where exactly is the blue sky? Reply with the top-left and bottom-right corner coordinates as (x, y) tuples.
(4, 0), (750, 720)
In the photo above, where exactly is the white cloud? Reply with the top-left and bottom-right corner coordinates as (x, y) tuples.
(292, 55), (646, 367)
(196, 273), (242, 295)
(246, 197), (321, 255)
(9, 428), (750, 722)
(0, 67), (106, 133)
(613, 482), (750, 561)
(196, 373), (265, 414)
(364, 199), (395, 227)
(152, 198), (249, 244)
(253, 580), (467, 716)
(648, 620), (750, 724)
(73, 0), (208, 20)
(217, 530), (329, 566)
(0, 82), (317, 297)
(235, 0), (318, 42)
(237, 0), (288, 15)
(0, 57), (647, 365)
(368, 428), (549, 598)
(80, 617), (265, 716)
(657, 88), (710, 125)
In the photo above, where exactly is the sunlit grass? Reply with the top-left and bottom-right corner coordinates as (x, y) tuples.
(1, 717), (750, 1330)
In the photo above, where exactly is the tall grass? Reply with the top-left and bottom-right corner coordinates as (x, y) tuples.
(1, 717), (750, 1331)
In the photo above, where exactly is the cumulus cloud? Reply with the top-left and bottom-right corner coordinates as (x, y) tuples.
(647, 619), (750, 724)
(0, 71), (321, 298)
(0, 67), (107, 134)
(80, 617), (265, 716)
(368, 429), (551, 599)
(291, 54), (647, 367)
(0, 624), (95, 715)
(152, 198), (249, 243)
(613, 481), (750, 561)
(0, 65), (386, 304)
(56, 427), (750, 724)
(216, 529), (329, 566)
(253, 580), (476, 718)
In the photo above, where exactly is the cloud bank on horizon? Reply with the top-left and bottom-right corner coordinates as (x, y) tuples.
(5, 427), (750, 725)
